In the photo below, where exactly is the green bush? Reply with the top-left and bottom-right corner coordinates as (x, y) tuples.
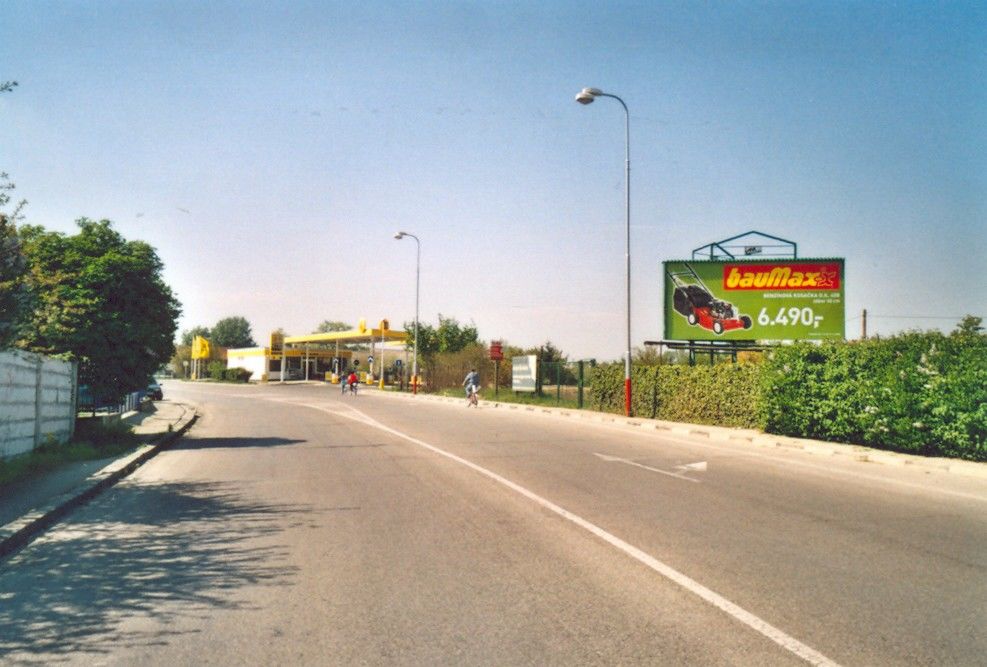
(207, 360), (226, 380)
(223, 367), (252, 383)
(761, 333), (986, 460)
(589, 331), (986, 461)
(591, 362), (762, 428)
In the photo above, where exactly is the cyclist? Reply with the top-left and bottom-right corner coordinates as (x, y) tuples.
(463, 368), (479, 407)
(347, 371), (359, 395)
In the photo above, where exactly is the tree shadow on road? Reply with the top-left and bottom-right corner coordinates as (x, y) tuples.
(171, 436), (307, 451)
(0, 480), (307, 662)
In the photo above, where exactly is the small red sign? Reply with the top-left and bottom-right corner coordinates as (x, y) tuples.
(489, 341), (503, 361)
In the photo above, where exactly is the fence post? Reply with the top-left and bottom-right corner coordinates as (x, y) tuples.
(578, 361), (584, 409)
(556, 363), (561, 405)
(34, 354), (43, 449)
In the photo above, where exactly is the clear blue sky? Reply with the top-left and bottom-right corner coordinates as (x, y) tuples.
(2, 1), (984, 359)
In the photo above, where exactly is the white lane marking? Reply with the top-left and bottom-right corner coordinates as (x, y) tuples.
(593, 453), (701, 483)
(678, 461), (708, 473)
(526, 413), (987, 505)
(293, 399), (840, 667)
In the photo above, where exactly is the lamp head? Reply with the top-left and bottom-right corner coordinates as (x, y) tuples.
(575, 87), (602, 105)
(394, 232), (405, 240)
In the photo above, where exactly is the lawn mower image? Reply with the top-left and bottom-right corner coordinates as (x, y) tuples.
(668, 264), (753, 335)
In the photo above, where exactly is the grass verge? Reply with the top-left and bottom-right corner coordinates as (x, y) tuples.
(0, 419), (140, 489)
(434, 387), (585, 410)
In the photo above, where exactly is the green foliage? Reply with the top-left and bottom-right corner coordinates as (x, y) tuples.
(18, 219), (181, 404)
(404, 314), (478, 359)
(210, 316), (255, 348)
(0, 212), (32, 347)
(954, 314), (983, 337)
(591, 331), (985, 460)
(223, 367), (253, 382)
(314, 320), (351, 333)
(180, 325), (211, 346)
(1, 417), (138, 489)
(591, 361), (763, 428)
(762, 332), (986, 460)
(207, 360), (227, 380)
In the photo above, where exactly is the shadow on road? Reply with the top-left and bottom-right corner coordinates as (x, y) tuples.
(172, 436), (306, 450)
(0, 479), (306, 661)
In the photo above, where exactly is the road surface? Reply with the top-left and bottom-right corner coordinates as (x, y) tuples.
(1, 380), (984, 665)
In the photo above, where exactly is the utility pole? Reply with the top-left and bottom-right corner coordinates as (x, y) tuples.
(862, 308), (868, 340)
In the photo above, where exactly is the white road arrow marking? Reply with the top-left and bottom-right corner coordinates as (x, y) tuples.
(676, 461), (708, 473)
(594, 453), (701, 483)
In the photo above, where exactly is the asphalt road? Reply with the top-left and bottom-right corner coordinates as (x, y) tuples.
(1, 380), (984, 665)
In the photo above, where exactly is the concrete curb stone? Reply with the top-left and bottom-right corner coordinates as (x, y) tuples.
(0, 403), (198, 561)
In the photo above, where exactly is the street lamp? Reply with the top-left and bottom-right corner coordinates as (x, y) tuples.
(394, 231), (421, 394)
(576, 86), (633, 417)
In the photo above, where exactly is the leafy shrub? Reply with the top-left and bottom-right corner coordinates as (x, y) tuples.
(590, 362), (763, 428)
(591, 331), (986, 460)
(223, 367), (253, 383)
(761, 332), (986, 460)
(207, 360), (226, 380)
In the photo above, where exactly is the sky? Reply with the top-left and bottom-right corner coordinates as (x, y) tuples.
(2, 1), (984, 360)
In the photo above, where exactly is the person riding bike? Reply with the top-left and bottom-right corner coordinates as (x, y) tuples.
(463, 368), (479, 407)
(347, 371), (359, 395)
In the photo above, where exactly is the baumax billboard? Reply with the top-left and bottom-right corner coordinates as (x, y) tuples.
(663, 259), (845, 341)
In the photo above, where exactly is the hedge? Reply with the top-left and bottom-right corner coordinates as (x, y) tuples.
(761, 333), (986, 460)
(590, 332), (986, 461)
(591, 362), (763, 429)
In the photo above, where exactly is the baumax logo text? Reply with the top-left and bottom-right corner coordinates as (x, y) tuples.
(723, 263), (840, 290)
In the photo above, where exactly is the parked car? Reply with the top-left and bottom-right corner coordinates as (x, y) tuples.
(146, 380), (163, 400)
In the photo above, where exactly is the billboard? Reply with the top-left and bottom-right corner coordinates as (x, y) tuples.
(512, 355), (537, 392)
(664, 259), (845, 341)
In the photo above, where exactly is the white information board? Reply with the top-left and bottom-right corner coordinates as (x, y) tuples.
(512, 355), (537, 392)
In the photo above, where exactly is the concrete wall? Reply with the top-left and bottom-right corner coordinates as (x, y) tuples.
(226, 352), (268, 381)
(0, 350), (77, 459)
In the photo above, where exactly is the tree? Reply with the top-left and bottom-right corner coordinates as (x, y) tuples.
(211, 316), (256, 348)
(314, 320), (352, 333)
(954, 315), (984, 337)
(18, 218), (181, 403)
(0, 212), (31, 347)
(405, 314), (479, 358)
(180, 325), (211, 346)
(436, 314), (478, 353)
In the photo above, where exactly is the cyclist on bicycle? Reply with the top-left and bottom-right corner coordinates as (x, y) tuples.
(347, 371), (359, 395)
(463, 368), (479, 407)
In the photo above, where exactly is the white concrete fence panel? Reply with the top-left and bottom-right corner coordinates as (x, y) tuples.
(0, 350), (77, 459)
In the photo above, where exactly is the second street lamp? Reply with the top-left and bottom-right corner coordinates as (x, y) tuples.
(394, 231), (420, 394)
(576, 86), (633, 417)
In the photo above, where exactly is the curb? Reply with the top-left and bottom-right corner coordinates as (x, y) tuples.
(373, 389), (987, 481)
(0, 403), (199, 561)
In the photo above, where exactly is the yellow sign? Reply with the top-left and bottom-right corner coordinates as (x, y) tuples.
(270, 331), (284, 355)
(191, 335), (211, 360)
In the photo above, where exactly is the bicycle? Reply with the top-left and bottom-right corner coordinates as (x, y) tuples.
(466, 384), (478, 407)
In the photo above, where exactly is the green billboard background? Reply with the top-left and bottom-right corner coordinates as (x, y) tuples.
(663, 259), (845, 341)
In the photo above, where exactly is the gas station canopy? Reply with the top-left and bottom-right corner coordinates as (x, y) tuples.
(279, 319), (408, 348)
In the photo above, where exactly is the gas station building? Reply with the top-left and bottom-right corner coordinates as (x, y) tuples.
(224, 319), (409, 384)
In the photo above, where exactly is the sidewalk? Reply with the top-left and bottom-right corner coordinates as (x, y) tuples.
(0, 399), (197, 559)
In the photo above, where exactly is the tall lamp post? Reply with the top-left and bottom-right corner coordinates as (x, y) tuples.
(576, 87), (633, 417)
(394, 231), (420, 394)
